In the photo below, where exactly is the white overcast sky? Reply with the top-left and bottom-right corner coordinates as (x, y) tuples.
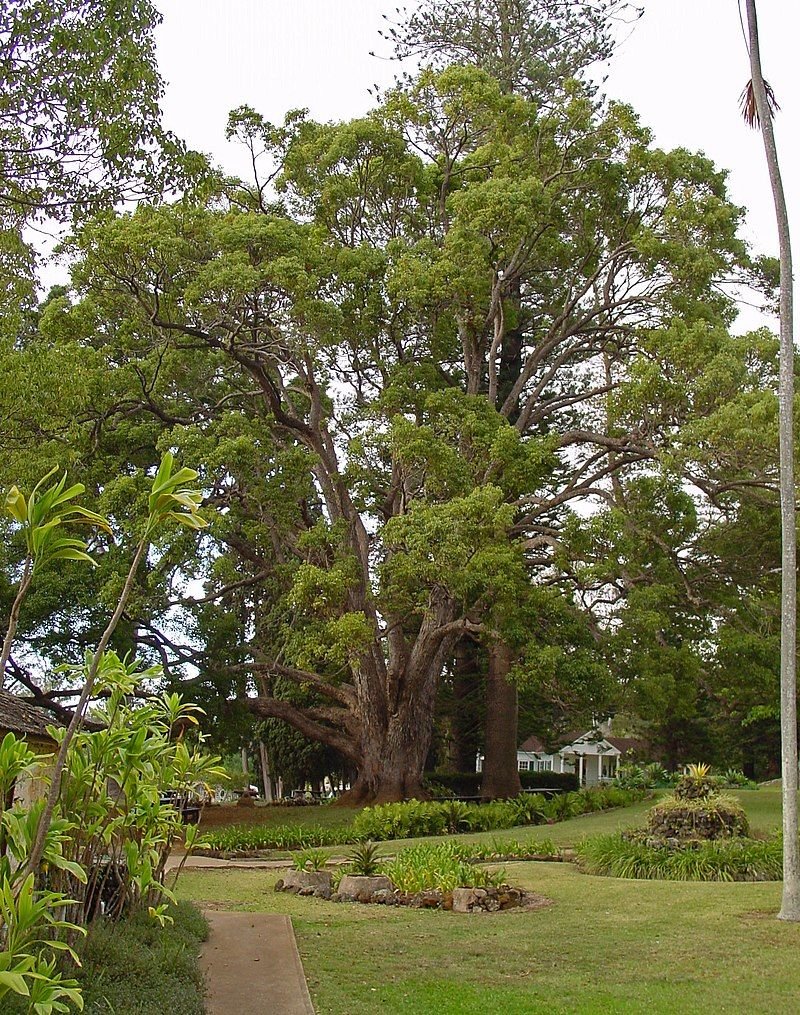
(154, 0), (799, 332)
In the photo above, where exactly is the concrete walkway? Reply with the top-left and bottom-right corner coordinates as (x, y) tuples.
(200, 911), (315, 1015)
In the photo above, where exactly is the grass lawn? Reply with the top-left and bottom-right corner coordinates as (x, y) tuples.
(177, 861), (799, 1014)
(177, 787), (797, 1014)
(196, 786), (785, 859)
(197, 802), (358, 833)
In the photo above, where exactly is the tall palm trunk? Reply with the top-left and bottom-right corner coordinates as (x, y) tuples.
(744, 0), (799, 922)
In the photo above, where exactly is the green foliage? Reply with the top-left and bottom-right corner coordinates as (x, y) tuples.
(383, 842), (505, 894)
(576, 833), (783, 882)
(428, 771), (579, 795)
(720, 769), (759, 790)
(293, 848), (329, 872)
(0, 669), (221, 1008)
(4, 469), (111, 571)
(615, 763), (671, 790)
(674, 763), (719, 801)
(202, 787), (647, 853)
(351, 801), (448, 841)
(201, 823), (350, 853)
(346, 841), (383, 877)
(0, 0), (189, 224)
(3, 901), (209, 1015)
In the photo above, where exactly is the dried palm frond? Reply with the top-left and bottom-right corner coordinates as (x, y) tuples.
(739, 78), (781, 128)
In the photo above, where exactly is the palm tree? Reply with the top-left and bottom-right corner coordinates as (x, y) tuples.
(741, 0), (799, 923)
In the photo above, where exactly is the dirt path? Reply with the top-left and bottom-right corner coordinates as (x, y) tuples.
(200, 911), (315, 1015)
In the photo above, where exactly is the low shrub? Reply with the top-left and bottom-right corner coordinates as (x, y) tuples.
(505, 793), (548, 826)
(5, 901), (209, 1015)
(351, 800), (448, 841)
(720, 769), (759, 790)
(576, 833), (782, 881)
(203, 788), (647, 852)
(615, 762), (670, 790)
(425, 772), (482, 796)
(202, 822), (350, 853)
(520, 770), (580, 792)
(468, 837), (560, 862)
(383, 842), (506, 893)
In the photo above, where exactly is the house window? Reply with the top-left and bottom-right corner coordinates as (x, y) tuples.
(518, 760), (530, 771)
(533, 759), (552, 772)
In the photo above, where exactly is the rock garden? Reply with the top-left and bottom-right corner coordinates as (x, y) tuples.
(576, 764), (783, 881)
(274, 841), (552, 913)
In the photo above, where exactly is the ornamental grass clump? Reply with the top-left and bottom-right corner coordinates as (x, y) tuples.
(576, 833), (783, 881)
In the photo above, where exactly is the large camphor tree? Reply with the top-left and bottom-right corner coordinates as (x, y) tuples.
(27, 56), (769, 802)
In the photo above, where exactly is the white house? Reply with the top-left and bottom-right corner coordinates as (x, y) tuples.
(476, 728), (645, 787)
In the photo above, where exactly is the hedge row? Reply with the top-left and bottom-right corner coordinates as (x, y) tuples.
(201, 786), (646, 853)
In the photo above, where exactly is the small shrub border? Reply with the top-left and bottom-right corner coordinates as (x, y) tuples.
(200, 787), (648, 854)
(575, 832), (783, 881)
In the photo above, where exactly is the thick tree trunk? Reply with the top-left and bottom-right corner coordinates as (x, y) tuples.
(480, 641), (522, 800)
(344, 696), (436, 804)
(449, 637), (484, 773)
(744, 0), (800, 923)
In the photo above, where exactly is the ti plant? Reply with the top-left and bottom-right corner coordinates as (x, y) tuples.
(15, 453), (207, 884)
(0, 469), (111, 689)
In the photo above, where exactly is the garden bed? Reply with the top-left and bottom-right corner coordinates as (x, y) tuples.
(197, 788), (649, 856)
(275, 869), (552, 913)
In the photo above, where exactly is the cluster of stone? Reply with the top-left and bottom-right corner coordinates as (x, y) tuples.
(275, 872), (550, 913)
(274, 870), (333, 899)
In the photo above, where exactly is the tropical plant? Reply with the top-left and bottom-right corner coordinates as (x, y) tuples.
(576, 833), (783, 882)
(346, 841), (383, 877)
(293, 848), (328, 873)
(741, 0), (799, 923)
(383, 842), (505, 894)
(19, 453), (207, 883)
(1, 469), (111, 689)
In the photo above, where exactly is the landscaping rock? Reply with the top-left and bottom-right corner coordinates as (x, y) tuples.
(371, 889), (396, 905)
(278, 870), (332, 895)
(451, 885), (551, 914)
(338, 874), (393, 902)
(407, 889), (444, 909)
(452, 888), (479, 913)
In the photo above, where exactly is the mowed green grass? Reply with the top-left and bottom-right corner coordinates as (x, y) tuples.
(178, 787), (798, 1014)
(197, 802), (357, 833)
(178, 861), (799, 1014)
